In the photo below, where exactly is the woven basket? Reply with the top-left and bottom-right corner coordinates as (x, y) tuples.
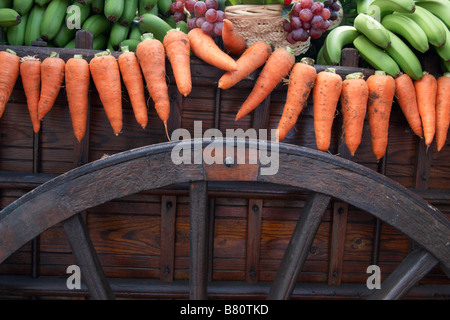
(224, 4), (310, 56)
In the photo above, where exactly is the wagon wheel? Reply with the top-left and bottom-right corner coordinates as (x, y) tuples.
(0, 139), (449, 300)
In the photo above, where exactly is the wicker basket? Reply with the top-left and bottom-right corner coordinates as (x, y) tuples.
(224, 4), (311, 56)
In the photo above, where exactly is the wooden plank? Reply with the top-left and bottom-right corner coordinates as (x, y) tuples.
(160, 195), (177, 282)
(246, 199), (263, 283)
(189, 181), (209, 299)
(328, 202), (348, 285)
(267, 192), (331, 299)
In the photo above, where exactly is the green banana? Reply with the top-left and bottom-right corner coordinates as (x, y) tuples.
(316, 44), (330, 65)
(91, 0), (104, 14)
(118, 0), (137, 26)
(385, 31), (422, 80)
(0, 0), (12, 9)
(128, 21), (142, 40)
(77, 0), (92, 5)
(0, 8), (20, 27)
(138, 12), (172, 42)
(415, 0), (450, 28)
(323, 26), (360, 65)
(93, 34), (107, 50)
(158, 0), (171, 15)
(140, 0), (157, 11)
(434, 19), (450, 62)
(353, 34), (400, 77)
(82, 14), (111, 37)
(66, 1), (91, 27)
(24, 4), (45, 45)
(40, 0), (70, 41)
(368, 0), (415, 17)
(395, 6), (446, 47)
(176, 20), (188, 34)
(52, 22), (75, 47)
(442, 59), (450, 72)
(34, 0), (51, 7)
(381, 14), (429, 53)
(104, 0), (124, 22)
(119, 38), (140, 52)
(353, 13), (391, 49)
(13, 0), (34, 16)
(6, 12), (27, 45)
(109, 21), (129, 48)
(64, 38), (75, 48)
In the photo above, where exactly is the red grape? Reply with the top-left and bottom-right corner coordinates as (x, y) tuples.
(309, 27), (323, 39)
(320, 8), (331, 20)
(205, 0), (218, 10)
(286, 31), (296, 44)
(302, 21), (311, 30)
(194, 1), (207, 16)
(311, 15), (323, 29)
(216, 10), (225, 22)
(290, 16), (302, 29)
(196, 16), (206, 28)
(201, 20), (214, 34)
(292, 2), (302, 16)
(299, 8), (313, 22)
(283, 19), (292, 33)
(205, 8), (217, 22)
(329, 10), (338, 20)
(174, 11), (185, 22)
(185, 0), (196, 12)
(214, 21), (223, 36)
(311, 2), (323, 14)
(321, 19), (330, 30)
(301, 0), (313, 9)
(187, 17), (197, 30)
(330, 1), (341, 11)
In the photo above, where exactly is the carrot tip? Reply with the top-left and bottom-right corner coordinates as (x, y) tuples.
(164, 122), (170, 141)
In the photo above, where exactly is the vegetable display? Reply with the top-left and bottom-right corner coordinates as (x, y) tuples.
(0, 0), (446, 160)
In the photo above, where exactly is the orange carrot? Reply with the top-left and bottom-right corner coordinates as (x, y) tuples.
(0, 49), (20, 119)
(436, 72), (450, 151)
(20, 55), (41, 133)
(340, 72), (368, 156)
(277, 57), (317, 142)
(415, 71), (437, 147)
(136, 33), (170, 139)
(163, 29), (192, 97)
(222, 19), (246, 56)
(218, 41), (272, 90)
(313, 68), (343, 152)
(118, 45), (148, 130)
(394, 73), (423, 138)
(90, 50), (123, 136)
(235, 47), (295, 121)
(65, 54), (90, 142)
(367, 70), (396, 160)
(188, 27), (238, 72)
(37, 52), (65, 121)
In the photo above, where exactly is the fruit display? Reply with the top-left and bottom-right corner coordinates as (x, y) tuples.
(320, 0), (450, 78)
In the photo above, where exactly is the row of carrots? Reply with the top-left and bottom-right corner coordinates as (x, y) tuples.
(0, 18), (448, 159)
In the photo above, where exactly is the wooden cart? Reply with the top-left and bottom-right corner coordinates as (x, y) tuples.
(0, 31), (449, 300)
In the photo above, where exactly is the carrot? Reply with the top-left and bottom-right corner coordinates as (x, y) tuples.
(65, 54), (90, 142)
(235, 47), (295, 121)
(136, 33), (170, 139)
(435, 72), (450, 151)
(0, 49), (20, 119)
(218, 41), (272, 90)
(222, 19), (246, 56)
(313, 68), (343, 152)
(367, 70), (396, 160)
(394, 73), (423, 138)
(188, 27), (238, 72)
(163, 29), (192, 97)
(277, 57), (317, 142)
(414, 71), (437, 148)
(118, 45), (148, 130)
(90, 50), (123, 136)
(20, 55), (41, 133)
(340, 72), (368, 156)
(37, 52), (65, 121)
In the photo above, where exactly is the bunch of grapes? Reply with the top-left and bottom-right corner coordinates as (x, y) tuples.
(180, 0), (225, 37)
(323, 0), (342, 22)
(283, 0), (333, 44)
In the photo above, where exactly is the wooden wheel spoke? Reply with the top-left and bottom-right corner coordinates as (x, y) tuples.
(189, 181), (209, 300)
(62, 213), (114, 300)
(367, 247), (439, 300)
(268, 192), (331, 300)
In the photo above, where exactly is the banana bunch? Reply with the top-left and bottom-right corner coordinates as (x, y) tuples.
(0, 0), (180, 52)
(321, 0), (449, 79)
